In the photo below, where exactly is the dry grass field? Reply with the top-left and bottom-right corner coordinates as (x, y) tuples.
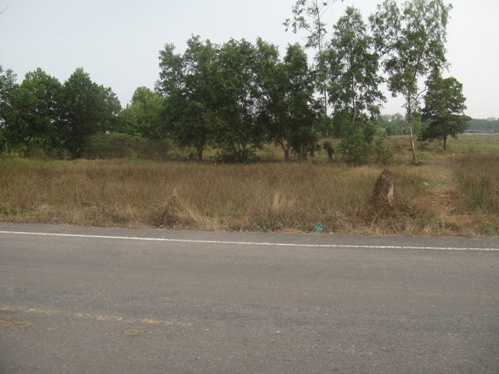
(1, 134), (498, 237)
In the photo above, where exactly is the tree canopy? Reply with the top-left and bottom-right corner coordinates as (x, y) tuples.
(422, 72), (469, 149)
(0, 66), (120, 158)
(1, 0), (473, 164)
(370, 0), (452, 164)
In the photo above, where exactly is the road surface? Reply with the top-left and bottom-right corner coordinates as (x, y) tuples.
(1, 223), (498, 373)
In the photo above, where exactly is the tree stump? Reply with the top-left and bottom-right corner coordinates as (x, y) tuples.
(371, 169), (394, 214)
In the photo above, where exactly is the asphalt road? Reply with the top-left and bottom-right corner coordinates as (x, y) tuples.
(1, 223), (498, 374)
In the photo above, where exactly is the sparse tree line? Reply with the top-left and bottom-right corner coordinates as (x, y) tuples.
(1, 0), (471, 163)
(465, 118), (499, 133)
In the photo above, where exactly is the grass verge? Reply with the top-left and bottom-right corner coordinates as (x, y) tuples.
(1, 135), (498, 237)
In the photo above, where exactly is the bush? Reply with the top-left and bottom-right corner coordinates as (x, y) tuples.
(372, 135), (393, 164)
(322, 140), (335, 161)
(214, 148), (260, 164)
(84, 133), (141, 159)
(339, 125), (373, 165)
(84, 134), (173, 160)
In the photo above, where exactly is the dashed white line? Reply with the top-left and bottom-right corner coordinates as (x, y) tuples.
(1, 230), (498, 251)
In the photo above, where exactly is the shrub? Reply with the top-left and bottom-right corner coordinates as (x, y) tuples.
(322, 140), (335, 161)
(339, 125), (373, 165)
(84, 133), (141, 159)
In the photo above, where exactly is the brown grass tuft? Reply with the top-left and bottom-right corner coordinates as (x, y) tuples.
(155, 189), (224, 231)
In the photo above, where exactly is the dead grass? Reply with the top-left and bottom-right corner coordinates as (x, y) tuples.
(0, 135), (498, 237)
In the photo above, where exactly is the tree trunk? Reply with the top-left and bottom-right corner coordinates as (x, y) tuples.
(284, 148), (290, 162)
(443, 135), (447, 150)
(324, 93), (329, 138)
(407, 96), (418, 165)
(281, 141), (290, 162)
(197, 146), (203, 161)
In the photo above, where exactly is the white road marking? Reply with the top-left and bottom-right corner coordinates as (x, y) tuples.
(1, 230), (498, 251)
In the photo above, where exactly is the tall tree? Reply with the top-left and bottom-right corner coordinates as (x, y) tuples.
(17, 68), (63, 154)
(211, 39), (265, 163)
(0, 66), (20, 153)
(328, 6), (384, 126)
(370, 0), (452, 165)
(421, 72), (469, 149)
(328, 7), (384, 164)
(284, 0), (343, 137)
(261, 42), (318, 161)
(59, 68), (121, 158)
(157, 37), (218, 160)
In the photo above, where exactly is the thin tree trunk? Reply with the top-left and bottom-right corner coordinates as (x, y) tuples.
(324, 91), (329, 138)
(407, 96), (418, 165)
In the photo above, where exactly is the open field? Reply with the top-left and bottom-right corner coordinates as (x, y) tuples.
(1, 134), (498, 237)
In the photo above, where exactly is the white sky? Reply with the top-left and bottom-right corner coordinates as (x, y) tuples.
(1, 0), (498, 118)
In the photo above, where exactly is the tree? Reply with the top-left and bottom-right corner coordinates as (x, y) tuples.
(157, 37), (218, 160)
(327, 7), (384, 165)
(16, 68), (63, 155)
(421, 72), (469, 149)
(211, 39), (265, 163)
(261, 42), (318, 161)
(377, 113), (408, 135)
(328, 6), (384, 128)
(59, 68), (121, 158)
(334, 109), (376, 164)
(284, 0), (343, 137)
(117, 86), (163, 139)
(370, 0), (452, 165)
(0, 66), (20, 153)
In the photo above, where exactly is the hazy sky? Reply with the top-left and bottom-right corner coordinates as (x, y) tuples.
(1, 0), (498, 118)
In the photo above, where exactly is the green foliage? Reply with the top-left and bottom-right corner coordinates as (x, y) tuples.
(211, 39), (267, 163)
(0, 66), (20, 153)
(214, 147), (260, 164)
(158, 36), (218, 160)
(339, 126), (372, 165)
(468, 118), (499, 133)
(372, 133), (393, 164)
(322, 140), (335, 161)
(421, 72), (469, 149)
(1, 66), (121, 159)
(326, 6), (384, 164)
(370, 0), (452, 164)
(84, 133), (141, 159)
(117, 87), (163, 139)
(261, 42), (319, 161)
(60, 68), (121, 158)
(84, 133), (172, 161)
(377, 113), (408, 135)
(327, 6), (385, 123)
(336, 111), (375, 165)
(466, 118), (499, 133)
(1, 2), (473, 167)
(284, 0), (343, 137)
(16, 68), (63, 155)
(158, 37), (318, 163)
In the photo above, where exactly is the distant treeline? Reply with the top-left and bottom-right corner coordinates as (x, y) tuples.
(466, 118), (499, 133)
(377, 115), (499, 135)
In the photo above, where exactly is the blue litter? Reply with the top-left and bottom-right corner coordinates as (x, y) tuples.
(314, 223), (323, 232)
